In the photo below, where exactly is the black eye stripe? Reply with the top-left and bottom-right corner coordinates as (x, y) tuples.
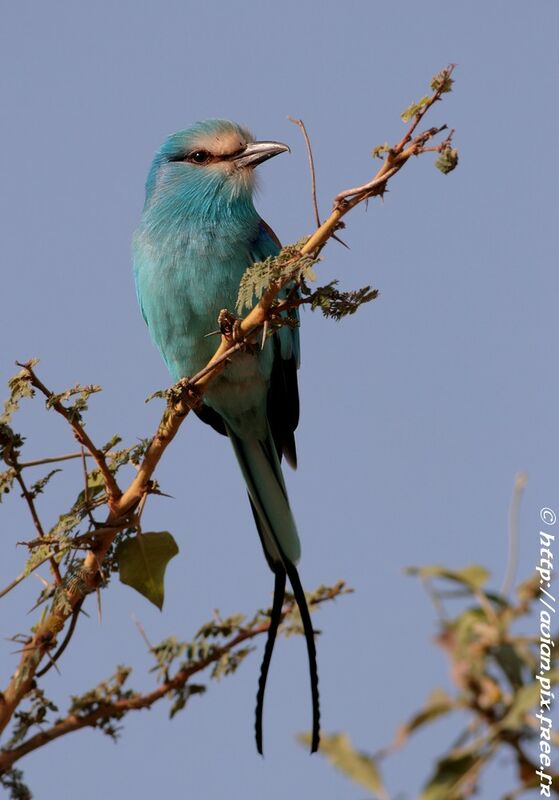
(167, 149), (212, 164)
(167, 145), (248, 165)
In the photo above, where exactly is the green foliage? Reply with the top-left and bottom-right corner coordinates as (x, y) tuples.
(108, 437), (151, 467)
(46, 383), (101, 425)
(371, 142), (390, 159)
(0, 769), (33, 800)
(401, 95), (431, 123)
(0, 579), (346, 799)
(0, 466), (16, 501)
(0, 362), (37, 426)
(67, 666), (135, 740)
(304, 281), (378, 320)
(115, 531), (179, 610)
(435, 147), (459, 174)
(422, 748), (488, 800)
(6, 688), (58, 748)
(401, 65), (454, 125)
(405, 563), (490, 589)
(168, 683), (206, 719)
(28, 469), (61, 500)
(394, 688), (453, 746)
(302, 567), (558, 799)
(0, 66), (460, 790)
(430, 67), (455, 94)
(236, 239), (319, 314)
(299, 732), (386, 798)
(23, 543), (60, 578)
(72, 468), (106, 509)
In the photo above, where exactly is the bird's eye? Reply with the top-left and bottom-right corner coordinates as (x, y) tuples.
(188, 150), (211, 164)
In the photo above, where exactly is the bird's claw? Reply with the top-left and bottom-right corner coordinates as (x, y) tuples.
(218, 309), (244, 344)
(169, 377), (203, 410)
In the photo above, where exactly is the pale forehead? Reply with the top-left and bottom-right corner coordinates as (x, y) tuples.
(190, 129), (249, 156)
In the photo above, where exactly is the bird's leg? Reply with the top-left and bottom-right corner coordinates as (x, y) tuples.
(218, 308), (243, 341)
(169, 377), (203, 411)
(218, 308), (257, 353)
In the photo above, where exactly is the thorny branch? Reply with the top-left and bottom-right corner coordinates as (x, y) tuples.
(0, 65), (457, 740)
(2, 441), (62, 587)
(15, 362), (122, 508)
(0, 584), (348, 772)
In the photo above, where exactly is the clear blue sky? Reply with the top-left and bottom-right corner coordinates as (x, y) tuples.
(1, 2), (557, 798)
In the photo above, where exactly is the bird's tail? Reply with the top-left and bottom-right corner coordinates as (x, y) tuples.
(225, 424), (320, 754)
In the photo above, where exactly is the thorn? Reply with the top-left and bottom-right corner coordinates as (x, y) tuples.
(149, 489), (174, 499)
(132, 613), (153, 650)
(261, 320), (269, 350)
(332, 234), (350, 249)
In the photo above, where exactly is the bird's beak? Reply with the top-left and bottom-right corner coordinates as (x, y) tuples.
(232, 141), (290, 169)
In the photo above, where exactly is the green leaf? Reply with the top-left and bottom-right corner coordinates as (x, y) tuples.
(45, 383), (102, 424)
(73, 469), (106, 509)
(421, 748), (486, 800)
(29, 469), (61, 499)
(491, 642), (526, 689)
(299, 732), (386, 798)
(498, 670), (559, 731)
(116, 532), (179, 610)
(406, 564), (489, 590)
(401, 95), (430, 123)
(0, 467), (16, 501)
(309, 282), (379, 321)
(0, 767), (33, 800)
(395, 689), (455, 746)
(0, 362), (37, 425)
(435, 148), (459, 175)
(236, 238), (318, 314)
(371, 142), (390, 159)
(430, 68), (454, 94)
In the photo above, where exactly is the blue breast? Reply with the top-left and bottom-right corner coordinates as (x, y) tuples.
(133, 209), (281, 439)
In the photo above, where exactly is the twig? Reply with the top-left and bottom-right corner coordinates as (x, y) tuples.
(3, 446), (62, 587)
(0, 68), (456, 738)
(0, 550), (61, 600)
(501, 472), (528, 597)
(80, 446), (97, 528)
(16, 361), (121, 507)
(0, 587), (341, 771)
(19, 453), (96, 469)
(288, 116), (320, 228)
(393, 64), (456, 154)
(35, 600), (84, 679)
(288, 116), (348, 248)
(132, 614), (153, 651)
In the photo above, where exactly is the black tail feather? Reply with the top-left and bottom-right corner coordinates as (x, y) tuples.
(284, 560), (320, 753)
(255, 567), (286, 755)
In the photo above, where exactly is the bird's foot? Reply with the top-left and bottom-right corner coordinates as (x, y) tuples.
(217, 309), (244, 343)
(168, 377), (203, 411)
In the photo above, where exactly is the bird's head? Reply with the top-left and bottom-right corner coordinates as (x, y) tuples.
(144, 119), (289, 213)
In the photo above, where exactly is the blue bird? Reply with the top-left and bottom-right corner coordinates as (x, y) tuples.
(133, 119), (319, 753)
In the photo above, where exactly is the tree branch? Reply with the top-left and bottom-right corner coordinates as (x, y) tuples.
(0, 584), (347, 772)
(16, 362), (122, 508)
(0, 65), (457, 737)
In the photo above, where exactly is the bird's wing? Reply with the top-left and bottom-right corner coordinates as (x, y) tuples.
(250, 220), (300, 468)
